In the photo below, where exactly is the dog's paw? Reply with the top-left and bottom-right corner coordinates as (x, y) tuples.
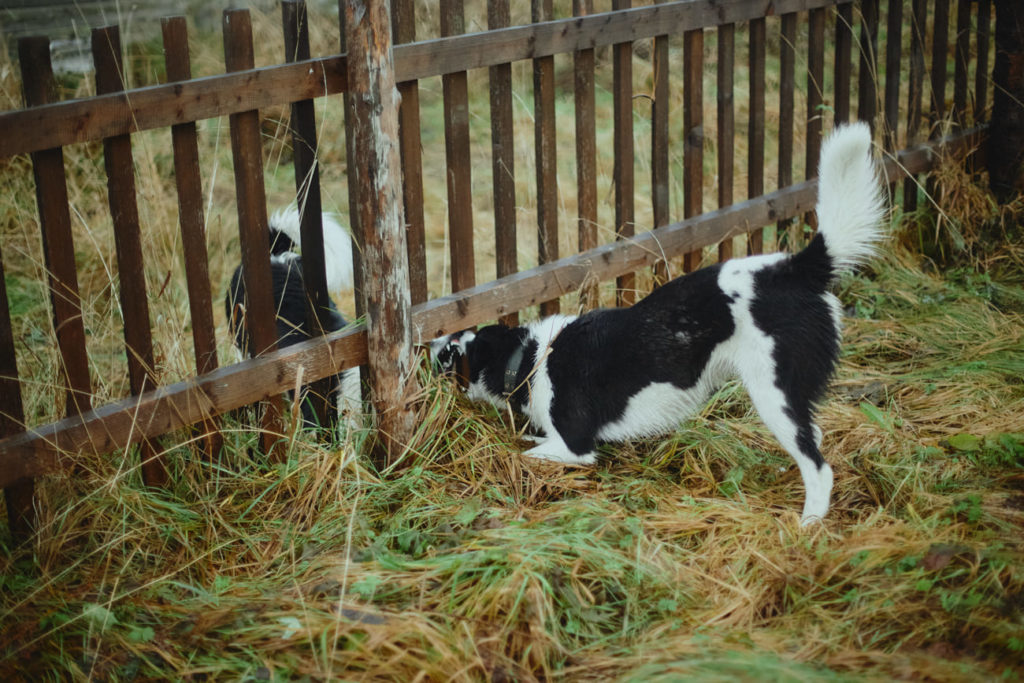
(524, 439), (596, 467)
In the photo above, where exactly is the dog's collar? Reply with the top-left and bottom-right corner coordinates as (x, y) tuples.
(503, 341), (528, 396)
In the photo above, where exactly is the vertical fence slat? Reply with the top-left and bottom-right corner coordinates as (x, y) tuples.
(533, 0), (559, 316)
(834, 2), (854, 125)
(342, 0), (418, 463)
(223, 9), (286, 459)
(778, 13), (796, 248)
(1, 247), (32, 538)
(975, 0), (992, 122)
(953, 0), (971, 127)
(613, 0), (635, 305)
(282, 0), (337, 434)
(441, 0), (476, 295)
(884, 0), (903, 151)
(652, 0), (671, 281)
(905, 0), (927, 213)
(683, 27), (703, 271)
(806, 7), (825, 231)
(93, 25), (167, 487)
(392, 0), (428, 306)
(487, 0), (518, 326)
(161, 17), (223, 460)
(747, 17), (766, 255)
(930, 0), (951, 136)
(18, 37), (92, 417)
(717, 22), (735, 262)
(573, 0), (599, 311)
(857, 0), (880, 131)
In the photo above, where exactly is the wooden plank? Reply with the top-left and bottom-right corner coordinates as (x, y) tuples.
(975, 0), (991, 121)
(343, 0), (418, 462)
(18, 37), (92, 417)
(441, 0), (476, 295)
(747, 16), (766, 255)
(778, 12), (796, 247)
(1, 246), (33, 538)
(904, 0), (926, 213)
(857, 0), (879, 131)
(806, 7), (825, 230)
(573, 0), (599, 312)
(0, 127), (987, 483)
(488, 0), (518, 326)
(834, 1), (854, 125)
(653, 0), (672, 282)
(952, 0), (970, 127)
(92, 25), (167, 487)
(716, 22), (735, 263)
(883, 0), (902, 150)
(930, 0), (950, 135)
(338, 0), (365, 327)
(223, 9), (286, 459)
(683, 27), (703, 271)
(161, 17), (223, 460)
(392, 0), (428, 306)
(0, 0), (846, 159)
(613, 0), (635, 305)
(283, 0), (337, 434)
(533, 0), (559, 316)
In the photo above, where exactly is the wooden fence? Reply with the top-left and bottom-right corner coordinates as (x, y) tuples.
(0, 0), (992, 537)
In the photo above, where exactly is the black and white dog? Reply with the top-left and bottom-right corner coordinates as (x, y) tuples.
(431, 123), (886, 524)
(226, 208), (360, 429)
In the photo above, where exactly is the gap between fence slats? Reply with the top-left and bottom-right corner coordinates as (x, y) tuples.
(883, 0), (902, 151)
(953, 0), (971, 127)
(805, 7), (825, 230)
(613, 0), (635, 306)
(223, 9), (286, 460)
(857, 0), (879, 133)
(683, 27), (703, 271)
(747, 16), (766, 255)
(0, 128), (987, 487)
(778, 13), (796, 248)
(834, 2), (853, 125)
(161, 17), (223, 461)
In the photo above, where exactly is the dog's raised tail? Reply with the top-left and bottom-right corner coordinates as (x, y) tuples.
(813, 122), (887, 277)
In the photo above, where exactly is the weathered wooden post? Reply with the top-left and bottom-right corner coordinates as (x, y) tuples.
(342, 0), (419, 464)
(989, 0), (1024, 201)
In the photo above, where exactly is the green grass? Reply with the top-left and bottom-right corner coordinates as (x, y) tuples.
(3, 2), (1023, 680)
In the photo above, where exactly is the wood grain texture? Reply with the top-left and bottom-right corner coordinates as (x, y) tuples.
(747, 17), (766, 255)
(573, 0), (599, 311)
(534, 0), (559, 316)
(683, 27), (704, 271)
(834, 1), (853, 125)
(613, 0), (635, 305)
(717, 22), (735, 262)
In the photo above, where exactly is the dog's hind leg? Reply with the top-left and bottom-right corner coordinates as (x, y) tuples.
(737, 361), (834, 526)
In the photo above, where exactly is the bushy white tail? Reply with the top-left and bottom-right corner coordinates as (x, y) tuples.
(269, 207), (355, 293)
(815, 122), (887, 275)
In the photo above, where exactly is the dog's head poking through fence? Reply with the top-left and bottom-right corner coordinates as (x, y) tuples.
(429, 330), (475, 391)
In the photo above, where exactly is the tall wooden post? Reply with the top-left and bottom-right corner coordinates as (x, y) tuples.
(342, 0), (419, 464)
(989, 0), (1024, 201)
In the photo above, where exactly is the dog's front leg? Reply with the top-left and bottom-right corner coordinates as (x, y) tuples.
(524, 434), (596, 467)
